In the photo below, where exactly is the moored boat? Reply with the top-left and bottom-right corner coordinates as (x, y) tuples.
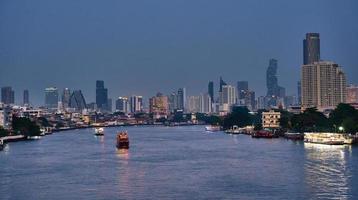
(205, 125), (221, 132)
(116, 131), (129, 149)
(252, 130), (278, 138)
(284, 132), (304, 140)
(304, 132), (354, 145)
(94, 127), (104, 136)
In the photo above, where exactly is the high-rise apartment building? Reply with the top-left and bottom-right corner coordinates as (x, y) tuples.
(187, 96), (201, 113)
(237, 81), (249, 100)
(220, 85), (236, 112)
(23, 89), (29, 105)
(1, 87), (15, 105)
(62, 88), (71, 109)
(149, 93), (169, 119)
(200, 93), (212, 114)
(301, 61), (346, 110)
(130, 95), (143, 113)
(115, 97), (129, 113)
(45, 87), (59, 109)
(346, 85), (358, 104)
(303, 33), (320, 65)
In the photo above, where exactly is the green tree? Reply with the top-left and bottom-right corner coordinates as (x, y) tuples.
(329, 103), (358, 133)
(12, 116), (41, 137)
(0, 126), (10, 137)
(291, 107), (330, 133)
(222, 107), (252, 130)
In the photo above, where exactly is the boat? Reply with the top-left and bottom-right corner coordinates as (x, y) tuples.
(225, 125), (240, 134)
(0, 139), (4, 151)
(94, 127), (104, 136)
(27, 135), (41, 140)
(284, 132), (304, 140)
(116, 131), (129, 149)
(252, 130), (278, 138)
(304, 132), (354, 145)
(205, 125), (221, 132)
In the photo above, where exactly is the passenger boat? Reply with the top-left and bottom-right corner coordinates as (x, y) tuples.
(225, 125), (240, 134)
(94, 127), (104, 136)
(304, 132), (354, 145)
(252, 130), (278, 138)
(284, 132), (304, 140)
(205, 125), (221, 132)
(116, 131), (129, 149)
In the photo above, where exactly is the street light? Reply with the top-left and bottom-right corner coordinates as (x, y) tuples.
(338, 126), (344, 132)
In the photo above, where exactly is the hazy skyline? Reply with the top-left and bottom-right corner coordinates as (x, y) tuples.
(1, 0), (358, 106)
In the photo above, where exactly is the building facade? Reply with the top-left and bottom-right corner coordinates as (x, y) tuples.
(96, 80), (108, 111)
(301, 61), (346, 110)
(303, 33), (320, 65)
(1, 87), (15, 105)
(347, 85), (358, 104)
(115, 97), (129, 113)
(262, 110), (281, 129)
(149, 93), (169, 119)
(45, 87), (59, 109)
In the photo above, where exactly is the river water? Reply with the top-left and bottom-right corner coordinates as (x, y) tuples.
(1, 126), (357, 200)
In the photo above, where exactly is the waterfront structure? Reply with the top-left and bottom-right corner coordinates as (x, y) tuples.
(262, 110), (281, 129)
(23, 89), (29, 106)
(1, 87), (15, 105)
(0, 106), (12, 129)
(69, 90), (87, 112)
(96, 80), (108, 111)
(208, 81), (214, 103)
(301, 61), (346, 110)
(303, 33), (320, 65)
(130, 95), (143, 113)
(177, 88), (186, 111)
(45, 87), (59, 109)
(220, 85), (236, 112)
(115, 97), (129, 113)
(200, 93), (212, 114)
(61, 88), (71, 109)
(187, 96), (200, 113)
(149, 93), (169, 119)
(347, 85), (358, 103)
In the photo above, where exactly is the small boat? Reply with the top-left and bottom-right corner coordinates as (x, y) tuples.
(116, 131), (129, 149)
(252, 130), (278, 138)
(205, 125), (221, 132)
(225, 125), (240, 134)
(94, 127), (104, 136)
(0, 139), (4, 151)
(284, 132), (304, 140)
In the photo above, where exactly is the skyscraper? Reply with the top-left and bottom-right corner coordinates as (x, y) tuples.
(1, 87), (15, 105)
(23, 89), (29, 105)
(199, 93), (212, 114)
(346, 85), (358, 104)
(301, 61), (346, 110)
(62, 88), (71, 109)
(168, 92), (177, 113)
(208, 81), (214, 102)
(69, 90), (87, 111)
(220, 85), (236, 112)
(177, 88), (186, 111)
(237, 81), (249, 100)
(303, 33), (320, 65)
(266, 59), (279, 97)
(116, 97), (129, 113)
(219, 77), (227, 93)
(297, 81), (301, 105)
(96, 80), (108, 111)
(187, 96), (201, 113)
(130, 95), (143, 113)
(45, 87), (59, 109)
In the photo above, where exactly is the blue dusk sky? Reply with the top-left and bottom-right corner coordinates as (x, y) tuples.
(0, 0), (357, 105)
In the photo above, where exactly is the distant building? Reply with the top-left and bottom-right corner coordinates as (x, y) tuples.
(244, 90), (256, 111)
(62, 88), (71, 109)
(187, 96), (200, 113)
(96, 80), (108, 111)
(297, 81), (301, 105)
(168, 92), (177, 113)
(284, 95), (297, 108)
(347, 85), (358, 103)
(303, 33), (320, 65)
(237, 81), (248, 100)
(0, 106), (12, 129)
(177, 88), (186, 111)
(257, 96), (266, 110)
(220, 85), (236, 112)
(208, 81), (214, 103)
(262, 110), (281, 129)
(115, 97), (129, 113)
(130, 95), (143, 113)
(200, 93), (212, 114)
(69, 90), (87, 112)
(149, 93), (169, 119)
(1, 87), (15, 105)
(301, 61), (346, 110)
(45, 87), (59, 109)
(23, 89), (29, 106)
(107, 98), (112, 112)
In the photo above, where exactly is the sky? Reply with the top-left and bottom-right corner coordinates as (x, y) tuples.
(1, 0), (358, 106)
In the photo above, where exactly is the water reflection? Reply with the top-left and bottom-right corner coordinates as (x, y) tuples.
(116, 149), (129, 160)
(304, 143), (352, 199)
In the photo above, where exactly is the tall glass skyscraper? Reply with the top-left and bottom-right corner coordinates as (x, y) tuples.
(23, 90), (29, 105)
(208, 81), (214, 102)
(266, 59), (279, 97)
(96, 80), (108, 111)
(69, 90), (87, 111)
(45, 87), (59, 109)
(1, 87), (15, 105)
(303, 33), (320, 65)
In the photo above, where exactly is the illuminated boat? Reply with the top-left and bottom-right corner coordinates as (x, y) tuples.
(94, 127), (104, 136)
(252, 130), (278, 138)
(304, 132), (354, 145)
(116, 132), (129, 149)
(205, 125), (221, 132)
(284, 132), (304, 140)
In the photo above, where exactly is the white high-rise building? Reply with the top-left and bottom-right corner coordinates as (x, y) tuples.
(200, 93), (212, 114)
(130, 96), (143, 113)
(301, 61), (346, 110)
(220, 85), (236, 112)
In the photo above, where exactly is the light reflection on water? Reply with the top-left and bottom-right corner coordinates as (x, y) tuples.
(304, 143), (352, 199)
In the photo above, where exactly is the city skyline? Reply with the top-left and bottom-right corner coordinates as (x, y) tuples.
(1, 1), (358, 106)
